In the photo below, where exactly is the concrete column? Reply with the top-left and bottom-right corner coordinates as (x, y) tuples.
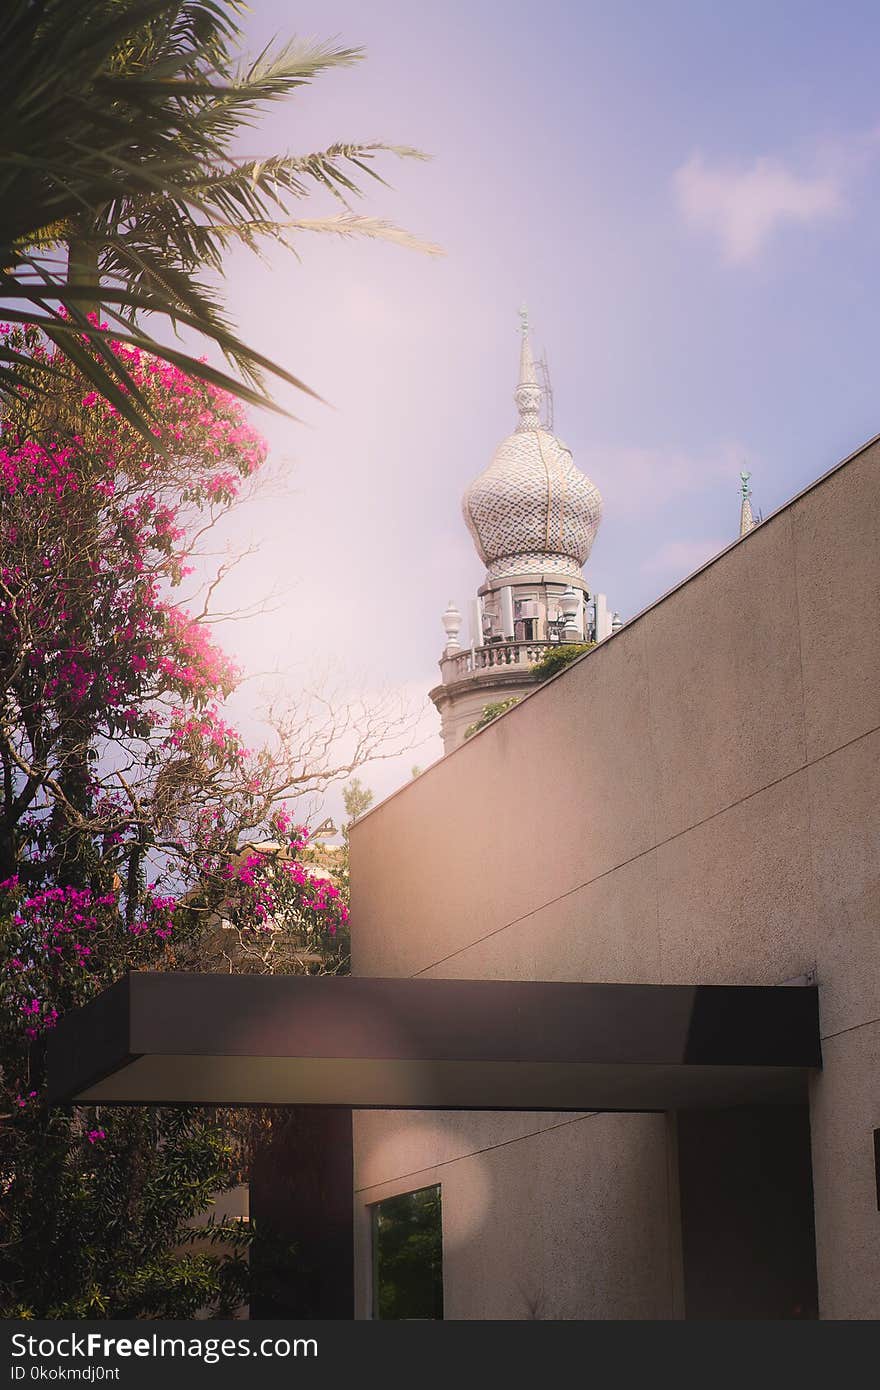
(250, 1107), (354, 1319)
(676, 1105), (818, 1319)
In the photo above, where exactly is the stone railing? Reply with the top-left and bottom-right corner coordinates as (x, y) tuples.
(441, 639), (562, 682)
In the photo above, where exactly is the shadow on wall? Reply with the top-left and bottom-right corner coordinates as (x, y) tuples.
(676, 1105), (818, 1320)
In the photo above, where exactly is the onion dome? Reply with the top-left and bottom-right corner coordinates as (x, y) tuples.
(462, 311), (603, 583)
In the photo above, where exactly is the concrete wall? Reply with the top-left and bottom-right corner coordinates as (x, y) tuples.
(354, 1110), (679, 1320)
(350, 439), (880, 1319)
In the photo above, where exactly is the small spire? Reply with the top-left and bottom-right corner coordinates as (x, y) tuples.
(441, 599), (462, 655)
(518, 303), (537, 386)
(514, 305), (541, 428)
(739, 470), (756, 537)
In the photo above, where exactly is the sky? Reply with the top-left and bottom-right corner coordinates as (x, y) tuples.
(195, 0), (880, 817)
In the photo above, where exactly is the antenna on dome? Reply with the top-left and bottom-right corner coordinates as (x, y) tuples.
(739, 469), (757, 537)
(534, 351), (554, 432)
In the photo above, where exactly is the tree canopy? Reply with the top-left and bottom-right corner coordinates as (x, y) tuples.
(0, 1), (430, 1314)
(0, 0), (439, 432)
(0, 329), (351, 1315)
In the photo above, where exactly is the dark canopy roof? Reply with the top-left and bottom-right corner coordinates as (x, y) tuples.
(47, 972), (820, 1112)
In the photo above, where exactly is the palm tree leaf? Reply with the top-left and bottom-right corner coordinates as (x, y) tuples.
(284, 215), (444, 257)
(0, 0), (435, 429)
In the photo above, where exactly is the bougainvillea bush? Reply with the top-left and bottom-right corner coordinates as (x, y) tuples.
(0, 324), (348, 1316)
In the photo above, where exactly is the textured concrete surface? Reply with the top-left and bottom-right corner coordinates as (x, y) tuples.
(355, 1112), (675, 1321)
(655, 770), (816, 985)
(809, 1023), (880, 1320)
(353, 1109), (580, 1192)
(809, 728), (880, 1038)
(350, 441), (880, 1319)
(792, 443), (880, 762)
(645, 512), (806, 840)
(415, 851), (662, 986)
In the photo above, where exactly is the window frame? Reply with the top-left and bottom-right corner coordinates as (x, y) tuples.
(370, 1182), (443, 1321)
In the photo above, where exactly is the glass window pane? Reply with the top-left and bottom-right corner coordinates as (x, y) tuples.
(372, 1184), (443, 1320)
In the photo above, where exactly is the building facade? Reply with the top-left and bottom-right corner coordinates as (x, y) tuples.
(44, 345), (879, 1321)
(349, 434), (880, 1319)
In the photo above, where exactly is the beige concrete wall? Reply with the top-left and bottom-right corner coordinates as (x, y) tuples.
(350, 439), (880, 1319)
(354, 1111), (680, 1320)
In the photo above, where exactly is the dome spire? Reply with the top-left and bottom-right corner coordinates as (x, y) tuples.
(515, 304), (542, 431)
(518, 304), (537, 383)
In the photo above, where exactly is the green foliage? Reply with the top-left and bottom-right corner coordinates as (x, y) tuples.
(0, 1100), (251, 1318)
(463, 698), (520, 740)
(342, 778), (375, 828)
(374, 1186), (443, 1320)
(0, 2), (427, 1314)
(529, 643), (595, 682)
(328, 777), (374, 952)
(0, 0), (438, 431)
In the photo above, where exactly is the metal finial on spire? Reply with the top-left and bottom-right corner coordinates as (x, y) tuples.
(515, 306), (540, 424)
(739, 470), (756, 537)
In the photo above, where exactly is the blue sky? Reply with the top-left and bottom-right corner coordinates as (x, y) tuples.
(204, 1), (880, 807)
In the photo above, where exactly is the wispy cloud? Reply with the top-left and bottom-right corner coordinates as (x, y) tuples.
(673, 152), (844, 264)
(582, 439), (752, 517)
(641, 536), (731, 579)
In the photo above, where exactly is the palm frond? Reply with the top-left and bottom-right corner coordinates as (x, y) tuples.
(0, 0), (437, 430)
(280, 215), (444, 257)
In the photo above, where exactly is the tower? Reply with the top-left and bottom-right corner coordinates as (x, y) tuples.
(430, 311), (613, 754)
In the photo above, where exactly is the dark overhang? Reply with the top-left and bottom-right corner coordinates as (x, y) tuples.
(46, 972), (821, 1112)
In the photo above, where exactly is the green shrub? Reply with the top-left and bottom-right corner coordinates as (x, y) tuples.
(463, 698), (520, 740)
(530, 643), (594, 682)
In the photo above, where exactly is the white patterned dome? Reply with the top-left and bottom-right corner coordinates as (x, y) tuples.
(463, 315), (602, 583)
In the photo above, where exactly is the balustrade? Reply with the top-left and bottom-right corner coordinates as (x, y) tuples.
(442, 639), (564, 681)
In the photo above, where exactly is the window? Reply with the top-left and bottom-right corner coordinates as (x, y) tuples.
(371, 1184), (443, 1319)
(515, 598), (538, 620)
